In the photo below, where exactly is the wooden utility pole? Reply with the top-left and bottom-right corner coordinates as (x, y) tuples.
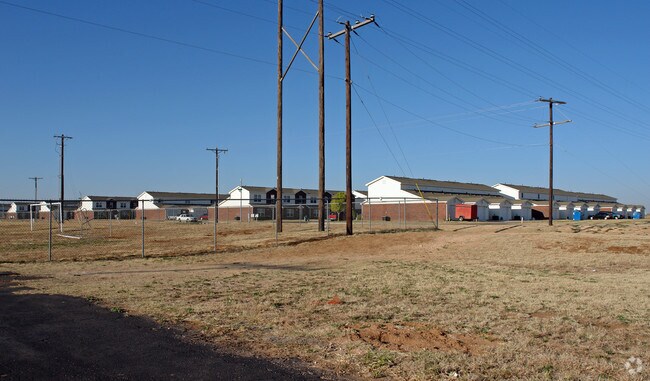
(328, 16), (376, 235)
(535, 98), (571, 226)
(54, 134), (72, 220)
(318, 0), (325, 232)
(206, 147), (227, 252)
(277, 0), (321, 233)
(277, 0), (283, 233)
(28, 176), (43, 201)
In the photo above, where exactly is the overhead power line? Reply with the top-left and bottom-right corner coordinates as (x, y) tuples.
(0, 0), (274, 66)
(450, 0), (650, 115)
(382, 0), (650, 135)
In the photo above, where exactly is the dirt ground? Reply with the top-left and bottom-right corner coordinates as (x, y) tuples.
(1, 219), (649, 380)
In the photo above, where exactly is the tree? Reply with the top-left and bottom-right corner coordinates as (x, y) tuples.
(330, 192), (346, 220)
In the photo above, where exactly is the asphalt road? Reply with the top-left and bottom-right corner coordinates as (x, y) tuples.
(0, 272), (330, 380)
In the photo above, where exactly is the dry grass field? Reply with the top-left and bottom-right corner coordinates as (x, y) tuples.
(0, 218), (432, 262)
(2, 219), (649, 380)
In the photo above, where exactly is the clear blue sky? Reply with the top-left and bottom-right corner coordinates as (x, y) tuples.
(1, 0), (649, 207)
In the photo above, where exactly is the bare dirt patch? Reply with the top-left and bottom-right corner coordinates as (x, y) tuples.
(349, 322), (492, 354)
(607, 245), (648, 255)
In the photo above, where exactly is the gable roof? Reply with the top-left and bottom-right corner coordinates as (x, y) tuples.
(497, 183), (617, 202)
(84, 195), (136, 201)
(402, 190), (464, 202)
(382, 176), (497, 194)
(237, 185), (343, 196)
(142, 191), (227, 200)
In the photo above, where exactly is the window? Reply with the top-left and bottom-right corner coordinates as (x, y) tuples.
(283, 195), (290, 203)
(95, 202), (103, 208)
(286, 208), (294, 217)
(310, 197), (317, 204)
(253, 194), (262, 203)
(119, 202), (127, 208)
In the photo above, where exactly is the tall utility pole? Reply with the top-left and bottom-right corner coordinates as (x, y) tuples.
(277, 0), (322, 234)
(318, 0), (325, 232)
(206, 147), (227, 252)
(54, 134), (72, 219)
(328, 15), (376, 235)
(535, 98), (571, 226)
(28, 177), (43, 201)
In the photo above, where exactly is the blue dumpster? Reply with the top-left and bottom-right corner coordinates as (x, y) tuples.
(573, 211), (582, 221)
(633, 212), (641, 219)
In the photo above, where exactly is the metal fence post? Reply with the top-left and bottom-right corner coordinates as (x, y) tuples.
(404, 198), (407, 229)
(275, 203), (279, 244)
(213, 202), (217, 253)
(436, 199), (439, 229)
(109, 209), (112, 238)
(326, 201), (330, 235)
(397, 199), (401, 229)
(48, 201), (52, 261)
(141, 200), (145, 258)
(368, 197), (372, 232)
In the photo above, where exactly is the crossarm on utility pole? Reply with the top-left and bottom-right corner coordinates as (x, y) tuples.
(282, 12), (319, 79)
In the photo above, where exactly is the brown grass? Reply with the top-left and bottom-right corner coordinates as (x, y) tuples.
(0, 218), (435, 262)
(2, 219), (649, 380)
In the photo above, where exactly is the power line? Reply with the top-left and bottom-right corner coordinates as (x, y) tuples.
(352, 86), (407, 176)
(382, 0), (650, 134)
(496, 0), (650, 99)
(353, 83), (534, 147)
(380, 27), (535, 98)
(357, 31), (535, 125)
(0, 0), (274, 66)
(451, 0), (650, 115)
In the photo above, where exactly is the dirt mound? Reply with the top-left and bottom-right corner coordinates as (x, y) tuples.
(348, 323), (490, 354)
(607, 245), (648, 255)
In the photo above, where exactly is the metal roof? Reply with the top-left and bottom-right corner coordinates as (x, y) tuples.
(385, 176), (497, 193)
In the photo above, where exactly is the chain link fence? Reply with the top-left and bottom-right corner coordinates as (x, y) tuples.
(0, 197), (441, 262)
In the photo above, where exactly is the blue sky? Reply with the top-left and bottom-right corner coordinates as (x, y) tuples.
(1, 0), (649, 206)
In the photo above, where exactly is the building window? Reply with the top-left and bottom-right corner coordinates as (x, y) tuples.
(95, 202), (103, 208)
(119, 202), (127, 208)
(283, 195), (291, 203)
(310, 197), (317, 204)
(253, 194), (262, 203)
(287, 208), (294, 217)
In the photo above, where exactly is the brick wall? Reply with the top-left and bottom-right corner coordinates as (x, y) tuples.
(362, 202), (446, 222)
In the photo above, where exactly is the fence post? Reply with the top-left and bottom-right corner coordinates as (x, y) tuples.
(404, 198), (407, 229)
(326, 201), (330, 235)
(109, 209), (112, 238)
(398, 199), (401, 229)
(48, 201), (52, 261)
(213, 203), (217, 253)
(436, 199), (439, 229)
(141, 200), (145, 258)
(368, 197), (372, 232)
(275, 203), (279, 245)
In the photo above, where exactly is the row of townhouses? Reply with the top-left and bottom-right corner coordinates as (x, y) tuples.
(2, 175), (645, 222)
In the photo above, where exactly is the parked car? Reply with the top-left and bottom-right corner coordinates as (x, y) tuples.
(177, 214), (198, 222)
(590, 211), (620, 220)
(199, 213), (209, 221)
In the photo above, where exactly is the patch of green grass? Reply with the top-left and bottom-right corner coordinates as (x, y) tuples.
(539, 364), (554, 379)
(363, 349), (397, 378)
(616, 314), (631, 324)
